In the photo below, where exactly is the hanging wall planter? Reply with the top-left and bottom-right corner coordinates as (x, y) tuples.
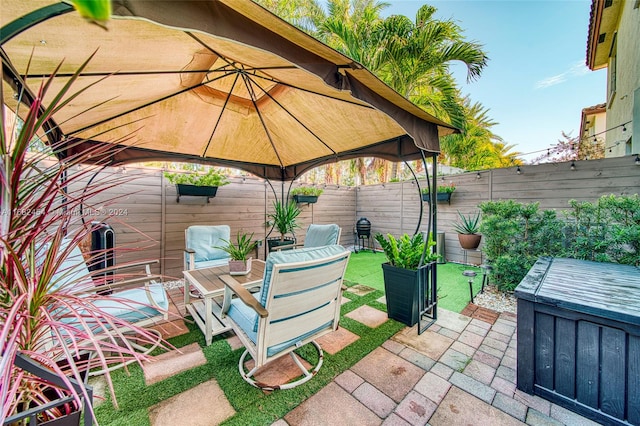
(291, 186), (324, 204)
(421, 192), (453, 204)
(164, 169), (230, 203)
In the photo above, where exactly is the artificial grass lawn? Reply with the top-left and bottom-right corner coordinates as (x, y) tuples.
(94, 251), (481, 425)
(345, 250), (483, 313)
(94, 285), (404, 426)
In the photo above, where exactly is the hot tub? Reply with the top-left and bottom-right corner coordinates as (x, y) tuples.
(515, 257), (640, 426)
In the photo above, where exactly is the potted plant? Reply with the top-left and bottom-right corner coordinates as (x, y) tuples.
(215, 231), (259, 275)
(453, 210), (482, 250)
(1, 57), (168, 425)
(164, 168), (230, 203)
(421, 182), (456, 204)
(291, 186), (324, 204)
(374, 233), (439, 327)
(265, 200), (301, 252)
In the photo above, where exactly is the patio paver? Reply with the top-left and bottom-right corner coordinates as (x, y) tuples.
(316, 326), (360, 354)
(429, 386), (524, 425)
(143, 342), (206, 385)
(345, 305), (388, 328)
(284, 382), (381, 426)
(148, 379), (235, 426)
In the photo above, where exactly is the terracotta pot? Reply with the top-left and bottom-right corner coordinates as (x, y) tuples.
(229, 258), (251, 275)
(458, 233), (481, 250)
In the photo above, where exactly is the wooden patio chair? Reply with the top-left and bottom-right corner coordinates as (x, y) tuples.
(220, 244), (350, 390)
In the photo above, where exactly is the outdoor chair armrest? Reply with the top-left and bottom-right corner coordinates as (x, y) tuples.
(220, 274), (268, 318)
(184, 248), (196, 270)
(111, 259), (160, 271)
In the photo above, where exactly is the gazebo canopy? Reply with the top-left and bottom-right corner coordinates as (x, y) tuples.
(1, 0), (457, 180)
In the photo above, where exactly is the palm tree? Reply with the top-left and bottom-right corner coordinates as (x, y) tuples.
(440, 97), (521, 170)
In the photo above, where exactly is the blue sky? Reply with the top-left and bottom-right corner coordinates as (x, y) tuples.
(384, 0), (607, 162)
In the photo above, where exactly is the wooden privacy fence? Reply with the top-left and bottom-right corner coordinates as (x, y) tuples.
(78, 155), (638, 277)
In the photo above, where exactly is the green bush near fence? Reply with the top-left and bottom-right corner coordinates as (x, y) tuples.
(479, 195), (640, 291)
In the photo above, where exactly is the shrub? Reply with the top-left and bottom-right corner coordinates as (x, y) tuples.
(421, 182), (456, 194)
(479, 201), (564, 291)
(563, 194), (639, 265)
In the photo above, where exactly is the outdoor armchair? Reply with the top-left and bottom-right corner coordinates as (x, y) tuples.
(50, 243), (168, 375)
(272, 223), (341, 251)
(184, 225), (231, 270)
(220, 244), (350, 390)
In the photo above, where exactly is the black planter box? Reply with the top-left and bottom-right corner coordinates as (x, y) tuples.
(515, 257), (640, 426)
(381, 262), (435, 327)
(175, 184), (218, 203)
(421, 192), (452, 204)
(293, 195), (318, 204)
(267, 236), (296, 252)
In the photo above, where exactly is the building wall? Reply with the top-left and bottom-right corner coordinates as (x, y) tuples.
(605, 0), (639, 156)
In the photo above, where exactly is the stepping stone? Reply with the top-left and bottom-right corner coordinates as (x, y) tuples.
(148, 379), (235, 426)
(143, 343), (206, 385)
(149, 318), (190, 340)
(429, 386), (524, 425)
(346, 284), (375, 296)
(316, 326), (359, 354)
(244, 353), (312, 388)
(345, 305), (387, 328)
(284, 382), (380, 426)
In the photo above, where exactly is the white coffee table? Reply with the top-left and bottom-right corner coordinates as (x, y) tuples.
(183, 260), (265, 345)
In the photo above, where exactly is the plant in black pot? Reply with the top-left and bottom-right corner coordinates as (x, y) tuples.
(291, 186), (324, 204)
(453, 210), (482, 250)
(374, 233), (439, 327)
(265, 201), (301, 252)
(216, 231), (259, 275)
(164, 168), (230, 203)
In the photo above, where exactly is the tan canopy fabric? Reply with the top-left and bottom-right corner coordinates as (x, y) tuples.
(1, 0), (457, 180)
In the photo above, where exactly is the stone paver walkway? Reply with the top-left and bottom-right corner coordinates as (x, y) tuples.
(147, 288), (599, 426)
(279, 308), (599, 426)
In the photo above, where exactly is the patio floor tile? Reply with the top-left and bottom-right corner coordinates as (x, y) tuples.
(316, 326), (359, 354)
(353, 382), (397, 418)
(335, 370), (364, 393)
(226, 334), (244, 351)
(463, 359), (496, 385)
(413, 372), (451, 404)
(284, 382), (381, 426)
(460, 304), (500, 325)
(351, 347), (425, 403)
(345, 305), (388, 328)
(429, 386), (524, 426)
(244, 355), (312, 388)
(143, 343), (206, 385)
(381, 413), (411, 425)
(392, 329), (453, 361)
(435, 309), (471, 333)
(148, 379), (235, 426)
(394, 390), (437, 426)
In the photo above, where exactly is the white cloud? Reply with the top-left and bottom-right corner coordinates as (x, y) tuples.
(535, 60), (590, 89)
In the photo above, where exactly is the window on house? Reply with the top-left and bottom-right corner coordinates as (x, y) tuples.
(608, 34), (617, 104)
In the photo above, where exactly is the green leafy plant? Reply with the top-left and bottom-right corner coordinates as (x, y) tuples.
(421, 182), (456, 194)
(1, 56), (167, 423)
(452, 211), (481, 234)
(164, 168), (229, 187)
(479, 200), (564, 291)
(290, 186), (324, 197)
(265, 201), (301, 241)
(374, 233), (438, 270)
(215, 231), (258, 261)
(563, 194), (639, 265)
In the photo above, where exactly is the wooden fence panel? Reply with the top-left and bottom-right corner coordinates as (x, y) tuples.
(75, 155), (637, 278)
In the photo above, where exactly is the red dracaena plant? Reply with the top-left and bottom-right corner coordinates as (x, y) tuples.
(1, 55), (169, 423)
